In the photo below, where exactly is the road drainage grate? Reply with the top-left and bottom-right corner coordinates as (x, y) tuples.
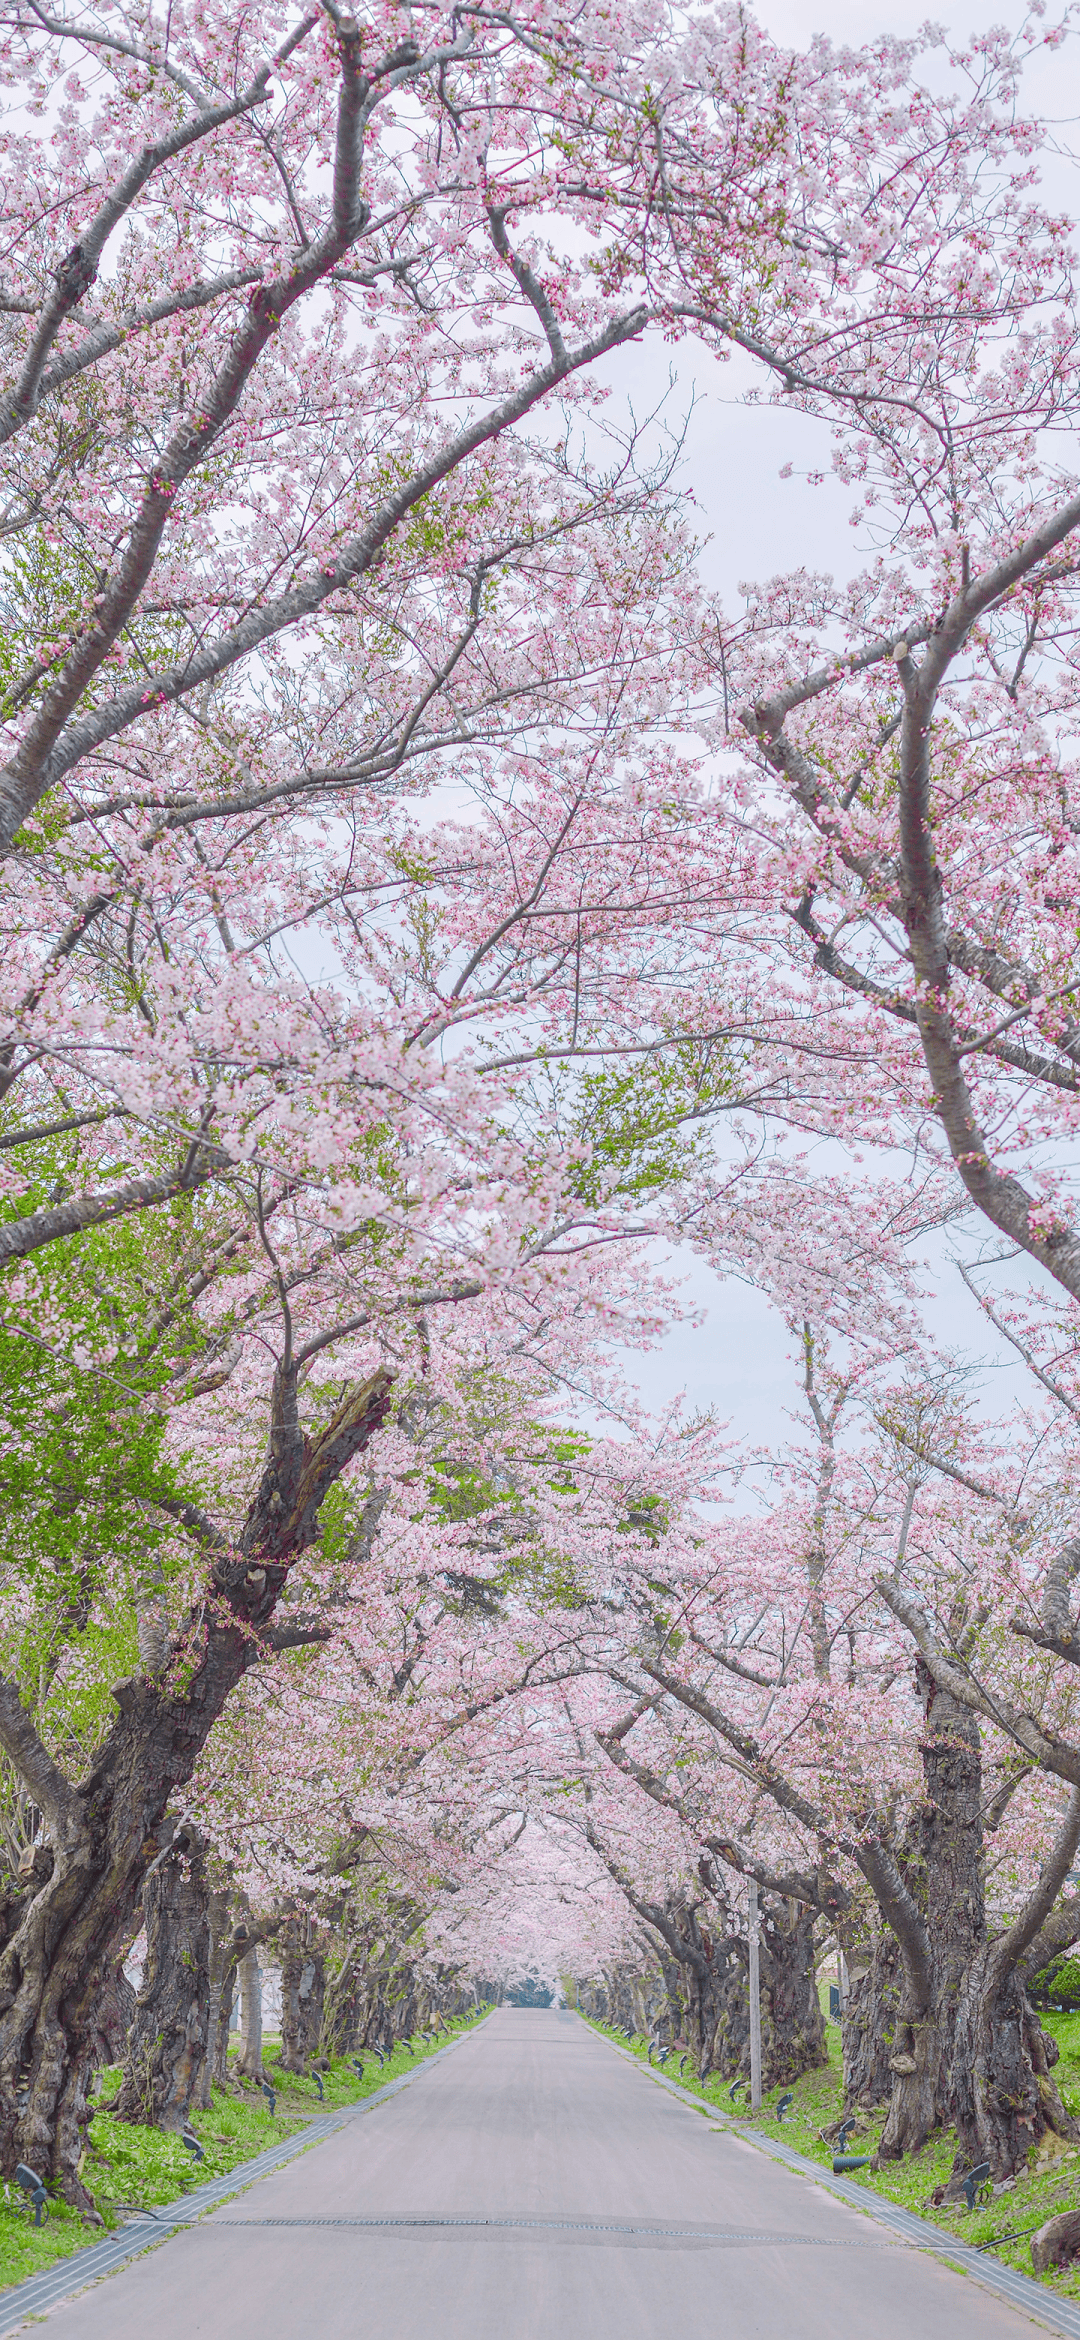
(202, 2215), (911, 2245)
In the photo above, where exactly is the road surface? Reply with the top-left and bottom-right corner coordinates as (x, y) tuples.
(23, 2010), (1048, 2337)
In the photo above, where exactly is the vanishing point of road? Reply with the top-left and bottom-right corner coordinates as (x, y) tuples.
(21, 2011), (1049, 2338)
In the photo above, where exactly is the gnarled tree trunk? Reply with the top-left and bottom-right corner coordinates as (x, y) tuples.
(200, 1895), (266, 2103)
(202, 1891), (237, 2104)
(114, 1822), (210, 2131)
(321, 1934), (365, 2056)
(842, 1924), (901, 2108)
(872, 1683), (1080, 2175)
(759, 1901), (827, 2083)
(873, 1680), (986, 2161)
(950, 1952), (1075, 2177)
(705, 1901), (827, 2091)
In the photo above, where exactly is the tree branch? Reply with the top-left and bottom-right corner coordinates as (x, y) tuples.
(149, 1494), (232, 1560)
(0, 1105), (127, 1153)
(876, 1575), (1080, 1788)
(0, 60), (292, 445)
(0, 1140), (230, 1267)
(1019, 1895), (1080, 1988)
(239, 1366), (396, 1564)
(31, 268), (264, 409)
(990, 1788), (1080, 1985)
(0, 1680), (79, 1840)
(0, 304), (647, 853)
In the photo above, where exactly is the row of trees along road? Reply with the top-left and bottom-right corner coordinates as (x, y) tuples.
(3, 0), (1080, 2216)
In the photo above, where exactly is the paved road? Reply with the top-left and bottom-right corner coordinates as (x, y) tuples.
(25, 2011), (1047, 2338)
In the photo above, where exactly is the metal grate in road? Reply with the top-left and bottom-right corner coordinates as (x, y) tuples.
(202, 2215), (912, 2245)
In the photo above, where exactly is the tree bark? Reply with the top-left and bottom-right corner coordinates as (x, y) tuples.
(321, 1934), (364, 2056)
(279, 1922), (305, 2073)
(760, 1901), (827, 2084)
(945, 1786), (1080, 2177)
(950, 1953), (1075, 2177)
(842, 1924), (902, 2108)
(114, 1822), (209, 2131)
(203, 1891), (233, 2103)
(201, 1894), (246, 2104)
(705, 1902), (826, 2090)
(87, 1961), (137, 2075)
(873, 1682), (1080, 2174)
(299, 1949), (325, 2064)
(234, 1946), (265, 2082)
(875, 1681), (985, 2160)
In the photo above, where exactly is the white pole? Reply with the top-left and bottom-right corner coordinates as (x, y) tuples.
(838, 1948), (848, 2016)
(748, 1881), (762, 2111)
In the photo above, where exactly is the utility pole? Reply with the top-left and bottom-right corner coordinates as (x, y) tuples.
(748, 1881), (762, 2111)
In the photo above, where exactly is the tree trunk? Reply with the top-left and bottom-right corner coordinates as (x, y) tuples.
(279, 1924), (305, 2073)
(873, 1976), (941, 2160)
(321, 1935), (363, 2056)
(950, 1949), (1078, 2179)
(648, 1939), (687, 2046)
(705, 1903), (827, 2090)
(876, 1682), (985, 2162)
(0, 1364), (393, 2207)
(213, 1958), (238, 2087)
(842, 1925), (902, 2109)
(0, 1672), (244, 2209)
(299, 1949), (325, 2063)
(201, 1893), (242, 2105)
(869, 1676), (1078, 2176)
(114, 1823), (210, 2132)
(87, 1960), (137, 2077)
(235, 1946), (265, 2082)
(760, 1902), (827, 2084)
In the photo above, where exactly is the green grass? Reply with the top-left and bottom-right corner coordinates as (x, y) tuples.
(0, 2015), (485, 2292)
(585, 2012), (1080, 2306)
(1049, 2010), (1080, 2070)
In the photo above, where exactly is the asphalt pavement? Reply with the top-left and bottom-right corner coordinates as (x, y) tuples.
(18, 2009), (1051, 2338)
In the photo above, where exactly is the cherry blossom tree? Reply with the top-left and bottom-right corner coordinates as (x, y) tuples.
(580, 1294), (1080, 2181)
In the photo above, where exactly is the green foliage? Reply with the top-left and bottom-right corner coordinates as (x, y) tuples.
(617, 1494), (668, 1543)
(0, 1134), (230, 1831)
(1032, 1957), (1080, 2011)
(561, 1042), (739, 1209)
(320, 1375), (596, 1619)
(0, 510), (103, 729)
(0, 487), (190, 748)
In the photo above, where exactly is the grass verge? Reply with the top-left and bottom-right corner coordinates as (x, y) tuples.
(585, 2010), (1080, 2308)
(0, 2015), (484, 2292)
